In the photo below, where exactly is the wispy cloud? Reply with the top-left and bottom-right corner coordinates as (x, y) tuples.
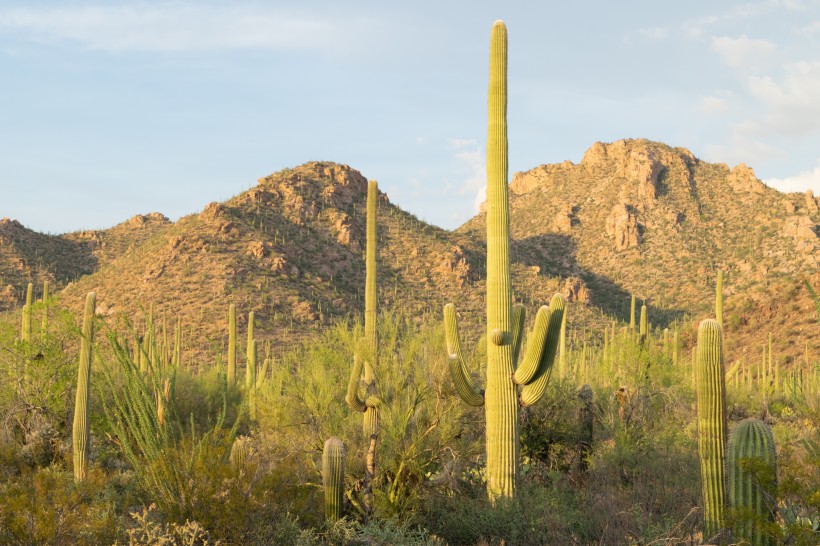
(744, 61), (820, 135)
(0, 4), (377, 53)
(711, 35), (776, 70)
(698, 95), (729, 115)
(448, 138), (485, 213)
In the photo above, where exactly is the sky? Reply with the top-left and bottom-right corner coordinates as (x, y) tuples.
(3, 0), (820, 234)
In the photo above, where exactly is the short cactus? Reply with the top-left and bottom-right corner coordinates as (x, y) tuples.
(695, 319), (728, 539)
(73, 292), (96, 482)
(21, 282), (33, 343)
(728, 419), (778, 546)
(322, 437), (345, 522)
(577, 384), (593, 473)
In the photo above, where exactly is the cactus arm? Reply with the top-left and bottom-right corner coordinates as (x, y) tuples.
(364, 180), (378, 382)
(511, 305), (549, 385)
(510, 303), (526, 366)
(444, 303), (485, 407)
(519, 294), (565, 407)
(363, 396), (381, 437)
(227, 304), (237, 385)
(345, 339), (368, 412)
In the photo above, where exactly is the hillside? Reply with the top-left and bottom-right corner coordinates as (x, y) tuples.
(3, 140), (818, 366)
(460, 138), (820, 365)
(55, 162), (578, 359)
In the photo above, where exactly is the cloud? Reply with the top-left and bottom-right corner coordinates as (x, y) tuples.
(0, 4), (376, 53)
(711, 35), (776, 70)
(638, 27), (668, 40)
(764, 164), (820, 193)
(447, 138), (485, 213)
(743, 61), (820, 135)
(698, 95), (729, 115)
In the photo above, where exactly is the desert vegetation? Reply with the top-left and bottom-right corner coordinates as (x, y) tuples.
(0, 19), (818, 546)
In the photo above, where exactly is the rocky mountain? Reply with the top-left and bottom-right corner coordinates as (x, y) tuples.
(461, 138), (819, 365)
(2, 140), (817, 366)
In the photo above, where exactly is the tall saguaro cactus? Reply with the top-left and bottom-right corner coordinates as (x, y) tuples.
(728, 419), (777, 546)
(695, 319), (728, 539)
(443, 20), (566, 500)
(73, 292), (96, 482)
(345, 179), (382, 513)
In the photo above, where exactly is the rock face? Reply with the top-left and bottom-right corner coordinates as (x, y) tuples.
(606, 203), (641, 251)
(551, 205), (574, 233)
(727, 164), (765, 194)
(806, 190), (819, 213)
(582, 140), (664, 202)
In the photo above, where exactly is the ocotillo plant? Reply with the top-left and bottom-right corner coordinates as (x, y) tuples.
(345, 179), (381, 512)
(228, 303), (237, 385)
(727, 418), (778, 546)
(695, 319), (728, 539)
(323, 437), (345, 522)
(73, 292), (96, 482)
(443, 20), (565, 500)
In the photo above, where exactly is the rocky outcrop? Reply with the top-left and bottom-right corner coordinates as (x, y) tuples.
(606, 203), (641, 251)
(551, 204), (574, 233)
(434, 245), (473, 288)
(727, 164), (765, 194)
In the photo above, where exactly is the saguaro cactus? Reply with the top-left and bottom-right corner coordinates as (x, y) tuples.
(227, 304), (237, 385)
(716, 270), (724, 328)
(40, 280), (49, 335)
(629, 294), (636, 334)
(577, 384), (593, 473)
(345, 179), (382, 513)
(728, 419), (777, 546)
(323, 437), (345, 522)
(73, 292), (96, 482)
(443, 20), (565, 500)
(695, 319), (728, 539)
(639, 304), (648, 343)
(21, 282), (33, 343)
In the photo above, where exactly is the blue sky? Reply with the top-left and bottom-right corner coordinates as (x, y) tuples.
(2, 0), (820, 233)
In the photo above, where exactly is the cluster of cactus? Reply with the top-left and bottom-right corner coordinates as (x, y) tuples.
(443, 20), (566, 500)
(695, 318), (780, 543)
(72, 292), (96, 482)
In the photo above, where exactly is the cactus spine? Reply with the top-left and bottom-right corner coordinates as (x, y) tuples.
(727, 419), (777, 546)
(73, 292), (96, 482)
(323, 437), (345, 522)
(443, 21), (565, 500)
(21, 282), (33, 343)
(228, 303), (237, 385)
(695, 319), (728, 539)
